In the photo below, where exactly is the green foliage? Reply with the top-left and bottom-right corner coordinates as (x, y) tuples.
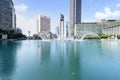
(117, 35), (120, 39)
(0, 29), (26, 39)
(97, 33), (110, 39)
(84, 35), (100, 39)
(33, 34), (42, 40)
(9, 32), (26, 39)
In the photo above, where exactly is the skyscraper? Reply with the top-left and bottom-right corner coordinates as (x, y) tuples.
(69, 0), (81, 36)
(55, 26), (59, 38)
(0, 0), (16, 30)
(66, 22), (69, 38)
(37, 15), (50, 33)
(60, 14), (64, 40)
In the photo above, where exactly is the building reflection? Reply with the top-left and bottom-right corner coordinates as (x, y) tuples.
(0, 41), (21, 80)
(58, 41), (81, 80)
(59, 41), (65, 67)
(37, 41), (51, 64)
(68, 42), (81, 80)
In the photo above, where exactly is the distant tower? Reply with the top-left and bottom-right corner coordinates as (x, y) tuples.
(60, 14), (64, 40)
(37, 15), (50, 33)
(28, 30), (30, 37)
(55, 26), (59, 38)
(66, 22), (69, 38)
(69, 0), (81, 37)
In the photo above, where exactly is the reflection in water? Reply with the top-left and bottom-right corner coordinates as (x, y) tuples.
(0, 41), (21, 80)
(54, 41), (81, 80)
(101, 40), (120, 50)
(35, 41), (82, 80)
(59, 41), (65, 67)
(101, 40), (120, 59)
(68, 42), (80, 80)
(1, 40), (120, 80)
(37, 41), (42, 63)
(37, 41), (51, 64)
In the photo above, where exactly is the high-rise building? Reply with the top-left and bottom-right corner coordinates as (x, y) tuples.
(0, 0), (16, 30)
(69, 0), (81, 36)
(66, 22), (69, 38)
(55, 26), (59, 38)
(60, 14), (64, 40)
(37, 15), (50, 33)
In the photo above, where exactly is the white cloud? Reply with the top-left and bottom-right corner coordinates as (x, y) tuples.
(16, 13), (36, 36)
(116, 3), (120, 8)
(15, 4), (36, 36)
(15, 4), (28, 12)
(95, 7), (120, 19)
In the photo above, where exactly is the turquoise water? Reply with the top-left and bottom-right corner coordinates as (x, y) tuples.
(0, 40), (120, 80)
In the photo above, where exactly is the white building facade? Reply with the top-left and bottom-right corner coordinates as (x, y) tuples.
(37, 15), (50, 34)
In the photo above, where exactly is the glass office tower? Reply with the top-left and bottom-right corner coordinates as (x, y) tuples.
(69, 0), (81, 37)
(0, 0), (16, 30)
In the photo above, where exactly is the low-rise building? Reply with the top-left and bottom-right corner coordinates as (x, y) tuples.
(75, 21), (120, 37)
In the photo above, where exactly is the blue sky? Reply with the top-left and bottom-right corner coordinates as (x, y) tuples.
(13, 0), (120, 35)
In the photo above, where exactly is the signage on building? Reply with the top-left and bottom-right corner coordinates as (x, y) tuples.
(2, 34), (8, 39)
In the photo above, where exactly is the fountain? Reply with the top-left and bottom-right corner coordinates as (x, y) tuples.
(75, 31), (100, 41)
(80, 32), (100, 40)
(38, 32), (51, 41)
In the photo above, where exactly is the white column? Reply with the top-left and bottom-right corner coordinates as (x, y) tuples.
(60, 21), (64, 40)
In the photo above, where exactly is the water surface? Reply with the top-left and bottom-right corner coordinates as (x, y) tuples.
(0, 40), (120, 80)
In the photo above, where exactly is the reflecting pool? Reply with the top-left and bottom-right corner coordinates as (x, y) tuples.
(0, 40), (120, 80)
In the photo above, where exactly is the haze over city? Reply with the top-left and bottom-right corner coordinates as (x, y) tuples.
(13, 0), (120, 35)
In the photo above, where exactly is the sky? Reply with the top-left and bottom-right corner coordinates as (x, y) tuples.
(13, 0), (120, 36)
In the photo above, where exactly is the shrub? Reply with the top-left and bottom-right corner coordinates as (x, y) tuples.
(117, 35), (120, 39)
(0, 29), (27, 39)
